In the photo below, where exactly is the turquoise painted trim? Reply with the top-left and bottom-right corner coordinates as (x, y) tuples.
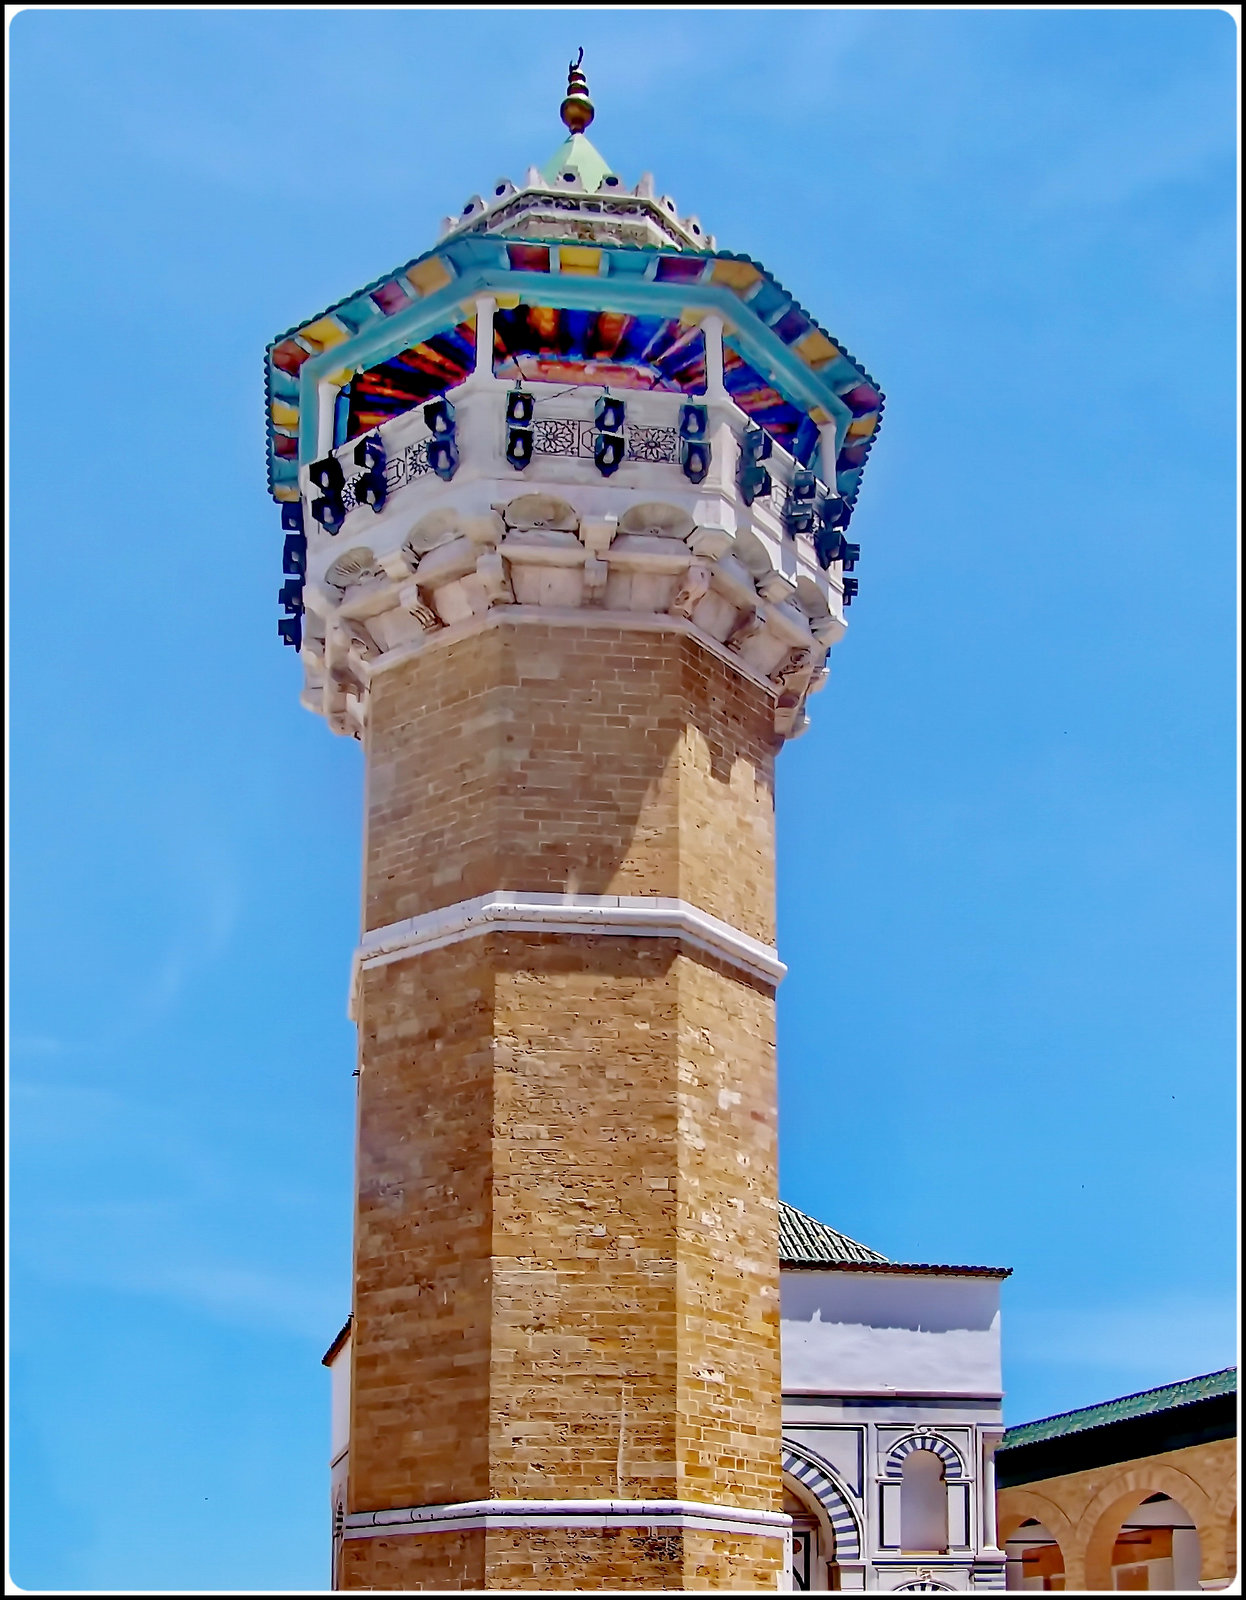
(266, 227), (882, 501)
(602, 250), (650, 278)
(290, 266), (854, 467)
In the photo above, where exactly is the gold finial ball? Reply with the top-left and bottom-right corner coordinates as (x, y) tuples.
(560, 47), (595, 133)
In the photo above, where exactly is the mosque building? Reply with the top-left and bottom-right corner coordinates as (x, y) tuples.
(996, 1368), (1237, 1592)
(265, 60), (1236, 1593)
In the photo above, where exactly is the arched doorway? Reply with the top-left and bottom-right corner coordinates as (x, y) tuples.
(783, 1476), (839, 1590)
(782, 1447), (863, 1590)
(1108, 1493), (1201, 1590)
(1004, 1517), (1065, 1590)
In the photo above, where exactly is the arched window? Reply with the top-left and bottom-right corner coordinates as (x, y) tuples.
(900, 1449), (948, 1554)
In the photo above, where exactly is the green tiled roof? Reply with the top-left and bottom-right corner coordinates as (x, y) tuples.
(1002, 1368), (1237, 1450)
(778, 1201), (1010, 1276)
(779, 1201), (889, 1265)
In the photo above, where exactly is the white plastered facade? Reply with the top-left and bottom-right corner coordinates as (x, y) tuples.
(781, 1267), (1008, 1592)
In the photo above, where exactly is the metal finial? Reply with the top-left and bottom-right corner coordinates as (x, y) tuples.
(560, 47), (594, 133)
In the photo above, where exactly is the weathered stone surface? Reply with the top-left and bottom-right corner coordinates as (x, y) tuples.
(339, 1526), (786, 1591)
(344, 622), (783, 1589)
(363, 622), (777, 943)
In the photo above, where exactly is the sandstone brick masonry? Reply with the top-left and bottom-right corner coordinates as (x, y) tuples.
(363, 622), (777, 944)
(345, 622), (784, 1589)
(338, 1528), (786, 1592)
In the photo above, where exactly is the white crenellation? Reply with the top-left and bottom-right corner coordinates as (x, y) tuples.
(440, 170), (716, 253)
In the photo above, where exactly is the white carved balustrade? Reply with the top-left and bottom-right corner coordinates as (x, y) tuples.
(293, 378), (851, 742)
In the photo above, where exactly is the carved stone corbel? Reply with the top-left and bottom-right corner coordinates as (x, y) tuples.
(476, 548), (515, 606)
(670, 562), (710, 621)
(579, 516), (617, 557)
(725, 608), (764, 652)
(773, 647), (813, 690)
(342, 619), (382, 662)
(758, 571), (798, 607)
(583, 557), (609, 606)
(397, 580), (440, 631)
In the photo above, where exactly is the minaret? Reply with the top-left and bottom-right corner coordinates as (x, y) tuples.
(267, 58), (882, 1592)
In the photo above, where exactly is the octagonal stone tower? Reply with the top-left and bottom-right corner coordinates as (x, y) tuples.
(266, 60), (883, 1592)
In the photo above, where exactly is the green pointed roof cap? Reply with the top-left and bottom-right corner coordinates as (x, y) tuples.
(543, 49), (616, 191)
(541, 131), (615, 191)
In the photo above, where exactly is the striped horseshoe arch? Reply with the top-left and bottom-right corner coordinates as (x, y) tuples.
(884, 1433), (966, 1479)
(781, 1446), (862, 1561)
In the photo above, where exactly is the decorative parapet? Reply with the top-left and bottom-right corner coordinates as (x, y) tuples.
(287, 379), (847, 743)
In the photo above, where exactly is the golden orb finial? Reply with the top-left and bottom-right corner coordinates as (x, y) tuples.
(560, 47), (595, 134)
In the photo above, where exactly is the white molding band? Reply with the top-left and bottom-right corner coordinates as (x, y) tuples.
(353, 892), (785, 1011)
(342, 1497), (792, 1541)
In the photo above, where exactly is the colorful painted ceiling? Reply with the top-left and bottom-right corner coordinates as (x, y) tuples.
(723, 339), (820, 465)
(266, 230), (883, 508)
(345, 319), (476, 440)
(493, 305), (706, 393)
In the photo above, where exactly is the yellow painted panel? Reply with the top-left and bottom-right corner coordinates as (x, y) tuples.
(274, 485), (301, 502)
(270, 400), (300, 428)
(324, 367), (354, 387)
(493, 292), (521, 309)
(558, 245), (602, 275)
(407, 255), (454, 296)
(710, 259), (762, 293)
(795, 329), (840, 367)
(847, 412), (878, 439)
(809, 406), (832, 426)
(299, 317), (349, 350)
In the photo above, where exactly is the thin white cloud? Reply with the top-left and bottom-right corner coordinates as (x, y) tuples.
(1007, 1296), (1238, 1382)
(10, 1035), (65, 1056)
(12, 1082), (341, 1342)
(1027, 74), (1232, 214)
(11, 833), (240, 1058)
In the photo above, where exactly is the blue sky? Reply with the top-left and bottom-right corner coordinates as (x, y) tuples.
(8, 8), (1237, 1591)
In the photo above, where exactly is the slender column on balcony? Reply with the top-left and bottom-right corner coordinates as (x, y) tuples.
(703, 313), (727, 401)
(468, 294), (496, 386)
(318, 379), (339, 458)
(818, 422), (840, 490)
